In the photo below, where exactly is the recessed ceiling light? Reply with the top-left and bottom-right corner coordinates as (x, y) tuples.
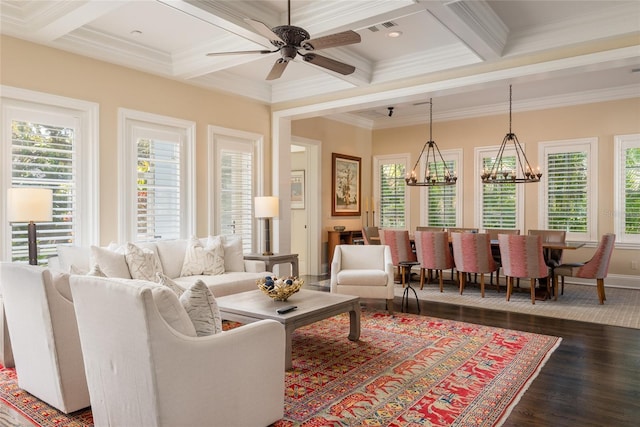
(387, 31), (402, 38)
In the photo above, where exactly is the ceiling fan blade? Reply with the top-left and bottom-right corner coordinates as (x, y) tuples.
(266, 58), (289, 80)
(206, 49), (277, 56)
(302, 53), (355, 76)
(245, 18), (285, 46)
(302, 30), (361, 51)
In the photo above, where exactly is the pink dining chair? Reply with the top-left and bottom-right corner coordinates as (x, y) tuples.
(451, 232), (498, 297)
(485, 228), (520, 288)
(498, 234), (550, 305)
(413, 231), (453, 292)
(554, 233), (615, 304)
(380, 229), (417, 283)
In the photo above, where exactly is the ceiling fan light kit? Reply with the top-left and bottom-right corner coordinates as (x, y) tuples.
(206, 0), (361, 80)
(480, 85), (542, 184)
(405, 99), (457, 187)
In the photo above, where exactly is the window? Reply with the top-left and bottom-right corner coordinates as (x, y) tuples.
(614, 134), (640, 245)
(475, 146), (524, 232)
(1, 86), (99, 263)
(539, 138), (598, 241)
(209, 126), (264, 254)
(374, 154), (409, 229)
(421, 149), (462, 228)
(119, 109), (195, 242)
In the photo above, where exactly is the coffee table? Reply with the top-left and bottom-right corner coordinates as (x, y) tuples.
(216, 289), (360, 370)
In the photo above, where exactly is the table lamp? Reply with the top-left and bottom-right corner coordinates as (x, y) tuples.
(7, 187), (53, 265)
(254, 196), (279, 256)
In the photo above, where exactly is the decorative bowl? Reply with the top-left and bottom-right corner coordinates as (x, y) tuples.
(257, 276), (304, 301)
(333, 225), (346, 232)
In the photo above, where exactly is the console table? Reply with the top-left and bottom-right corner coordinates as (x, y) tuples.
(244, 253), (299, 277)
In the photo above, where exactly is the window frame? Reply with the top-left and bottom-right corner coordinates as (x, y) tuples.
(420, 148), (463, 228)
(474, 145), (525, 232)
(538, 137), (598, 242)
(373, 153), (410, 229)
(1, 86), (99, 262)
(614, 133), (640, 247)
(118, 108), (196, 242)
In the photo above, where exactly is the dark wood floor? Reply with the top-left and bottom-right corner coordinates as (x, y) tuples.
(303, 276), (640, 427)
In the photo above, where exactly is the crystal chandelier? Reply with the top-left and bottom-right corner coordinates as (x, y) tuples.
(405, 98), (457, 187)
(481, 85), (542, 184)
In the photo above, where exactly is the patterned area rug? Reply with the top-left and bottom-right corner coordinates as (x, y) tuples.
(0, 311), (560, 427)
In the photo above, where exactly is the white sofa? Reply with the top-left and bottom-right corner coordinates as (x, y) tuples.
(49, 236), (272, 298)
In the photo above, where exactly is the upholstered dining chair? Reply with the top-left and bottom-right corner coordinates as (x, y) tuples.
(498, 234), (551, 304)
(445, 227), (478, 280)
(485, 228), (520, 288)
(451, 232), (498, 297)
(362, 226), (381, 245)
(380, 229), (417, 283)
(528, 229), (566, 295)
(554, 233), (615, 304)
(413, 231), (454, 292)
(0, 263), (90, 414)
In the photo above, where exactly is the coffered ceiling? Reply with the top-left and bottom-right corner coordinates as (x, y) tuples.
(2, 0), (639, 128)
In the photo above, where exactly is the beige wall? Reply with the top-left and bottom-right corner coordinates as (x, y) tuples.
(372, 99), (640, 276)
(1, 36), (272, 243)
(292, 116), (373, 237)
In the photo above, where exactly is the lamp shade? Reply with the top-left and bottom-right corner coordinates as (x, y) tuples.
(7, 188), (53, 223)
(254, 196), (279, 218)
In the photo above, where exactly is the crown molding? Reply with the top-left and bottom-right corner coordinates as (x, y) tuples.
(336, 84), (640, 130)
(373, 44), (481, 83)
(503, 2), (640, 56)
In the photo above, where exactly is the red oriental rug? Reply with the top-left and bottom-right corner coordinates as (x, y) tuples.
(0, 311), (560, 427)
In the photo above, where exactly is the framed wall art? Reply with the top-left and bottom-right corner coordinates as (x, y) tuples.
(290, 170), (305, 209)
(331, 153), (361, 216)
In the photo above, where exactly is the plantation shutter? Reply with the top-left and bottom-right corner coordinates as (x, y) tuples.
(426, 159), (457, 228)
(481, 155), (517, 230)
(219, 147), (253, 253)
(623, 146), (640, 236)
(379, 162), (407, 229)
(546, 151), (588, 232)
(136, 138), (181, 241)
(11, 119), (77, 264)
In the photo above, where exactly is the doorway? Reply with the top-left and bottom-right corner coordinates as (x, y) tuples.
(290, 137), (321, 275)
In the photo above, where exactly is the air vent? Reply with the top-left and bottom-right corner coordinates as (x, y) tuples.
(367, 22), (397, 32)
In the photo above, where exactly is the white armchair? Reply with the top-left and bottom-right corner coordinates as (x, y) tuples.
(69, 275), (285, 427)
(330, 245), (395, 313)
(0, 262), (90, 413)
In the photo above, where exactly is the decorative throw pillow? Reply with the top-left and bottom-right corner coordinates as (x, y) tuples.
(203, 235), (225, 275)
(219, 235), (244, 272)
(125, 242), (163, 281)
(179, 280), (222, 336)
(156, 272), (185, 297)
(86, 264), (107, 277)
(180, 236), (225, 277)
(90, 245), (131, 278)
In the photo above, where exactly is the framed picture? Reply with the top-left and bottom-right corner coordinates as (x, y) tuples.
(332, 153), (361, 216)
(290, 170), (305, 209)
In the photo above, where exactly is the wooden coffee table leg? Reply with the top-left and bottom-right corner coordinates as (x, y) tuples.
(284, 324), (294, 370)
(348, 303), (361, 341)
